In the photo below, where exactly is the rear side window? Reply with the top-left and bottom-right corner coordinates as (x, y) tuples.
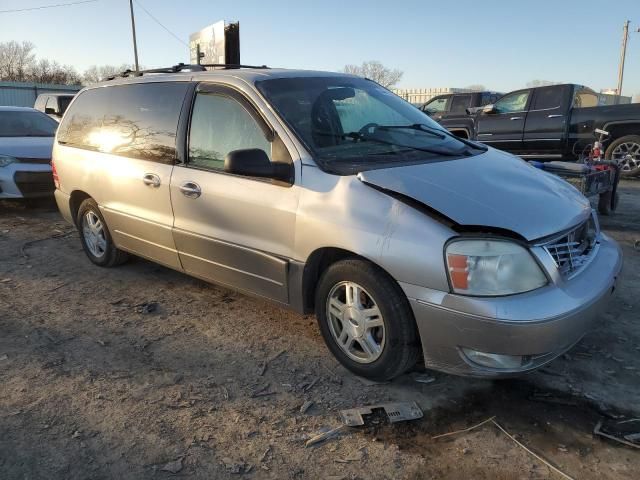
(45, 96), (57, 112)
(58, 82), (189, 163)
(573, 87), (598, 108)
(450, 95), (471, 113)
(532, 86), (563, 110)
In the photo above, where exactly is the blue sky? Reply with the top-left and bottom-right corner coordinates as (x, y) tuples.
(1, 0), (639, 97)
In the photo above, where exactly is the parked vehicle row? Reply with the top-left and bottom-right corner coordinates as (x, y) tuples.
(0, 106), (57, 200)
(50, 66), (622, 381)
(422, 84), (640, 177)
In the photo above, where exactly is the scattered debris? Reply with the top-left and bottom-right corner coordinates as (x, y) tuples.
(160, 457), (184, 474)
(340, 402), (423, 427)
(353, 375), (388, 386)
(259, 446), (271, 463)
(0, 354), (8, 362)
(134, 301), (159, 314)
(300, 400), (314, 414)
(1, 278), (11, 283)
(250, 383), (275, 398)
(303, 377), (319, 392)
(305, 425), (348, 448)
(432, 416), (496, 440)
(71, 430), (82, 439)
(594, 418), (640, 449)
(257, 349), (287, 376)
(336, 447), (367, 463)
(48, 282), (68, 292)
(492, 419), (576, 480)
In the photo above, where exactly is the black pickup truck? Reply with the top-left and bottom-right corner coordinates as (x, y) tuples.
(450, 84), (640, 177)
(420, 91), (502, 139)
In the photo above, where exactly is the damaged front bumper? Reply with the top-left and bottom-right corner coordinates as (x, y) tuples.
(401, 233), (623, 377)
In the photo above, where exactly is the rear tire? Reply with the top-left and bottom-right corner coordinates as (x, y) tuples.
(605, 135), (640, 178)
(315, 259), (421, 381)
(77, 198), (128, 267)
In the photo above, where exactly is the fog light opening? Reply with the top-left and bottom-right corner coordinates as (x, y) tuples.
(461, 348), (530, 370)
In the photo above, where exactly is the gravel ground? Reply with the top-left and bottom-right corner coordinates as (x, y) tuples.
(1, 181), (639, 480)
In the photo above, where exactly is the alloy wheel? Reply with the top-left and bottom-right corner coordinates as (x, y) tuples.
(611, 141), (640, 174)
(325, 281), (385, 364)
(82, 211), (107, 258)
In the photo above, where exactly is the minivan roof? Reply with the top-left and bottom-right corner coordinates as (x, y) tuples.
(91, 68), (360, 88)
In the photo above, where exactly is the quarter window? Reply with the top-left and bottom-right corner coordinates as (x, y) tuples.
(57, 82), (189, 163)
(188, 93), (271, 171)
(494, 90), (529, 113)
(573, 87), (598, 108)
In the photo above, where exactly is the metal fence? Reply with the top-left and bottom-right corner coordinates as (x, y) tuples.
(392, 87), (472, 106)
(0, 81), (82, 108)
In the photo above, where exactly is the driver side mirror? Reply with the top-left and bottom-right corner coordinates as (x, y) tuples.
(44, 107), (59, 116)
(482, 104), (497, 114)
(224, 148), (292, 183)
(424, 108), (437, 116)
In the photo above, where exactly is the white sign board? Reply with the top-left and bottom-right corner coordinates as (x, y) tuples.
(190, 21), (226, 65)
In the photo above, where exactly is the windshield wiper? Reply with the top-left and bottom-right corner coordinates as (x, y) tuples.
(336, 131), (470, 157)
(377, 123), (446, 139)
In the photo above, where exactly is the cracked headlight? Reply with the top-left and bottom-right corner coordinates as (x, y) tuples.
(446, 239), (547, 296)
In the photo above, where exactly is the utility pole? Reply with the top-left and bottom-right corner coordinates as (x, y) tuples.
(129, 0), (140, 72)
(616, 20), (630, 103)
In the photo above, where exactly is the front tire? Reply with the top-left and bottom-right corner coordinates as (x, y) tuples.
(315, 259), (420, 381)
(605, 135), (640, 178)
(77, 198), (128, 267)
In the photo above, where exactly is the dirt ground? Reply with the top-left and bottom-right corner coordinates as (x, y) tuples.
(1, 181), (639, 480)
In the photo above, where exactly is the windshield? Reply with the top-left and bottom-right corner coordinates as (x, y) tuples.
(0, 111), (58, 137)
(256, 76), (482, 173)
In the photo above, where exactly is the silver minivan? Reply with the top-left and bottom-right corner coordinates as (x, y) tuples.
(52, 67), (622, 380)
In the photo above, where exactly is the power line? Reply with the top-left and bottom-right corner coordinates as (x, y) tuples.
(132, 0), (189, 48)
(0, 0), (99, 14)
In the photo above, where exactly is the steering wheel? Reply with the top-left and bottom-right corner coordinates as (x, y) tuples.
(358, 123), (379, 136)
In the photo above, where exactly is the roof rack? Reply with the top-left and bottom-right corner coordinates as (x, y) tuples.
(106, 62), (269, 80)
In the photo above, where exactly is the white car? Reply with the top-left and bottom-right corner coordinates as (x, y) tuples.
(0, 106), (57, 199)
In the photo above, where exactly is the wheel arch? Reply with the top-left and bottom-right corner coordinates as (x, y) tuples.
(297, 247), (403, 314)
(602, 121), (640, 144)
(69, 190), (92, 226)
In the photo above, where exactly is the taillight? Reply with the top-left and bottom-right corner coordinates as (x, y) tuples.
(51, 159), (60, 189)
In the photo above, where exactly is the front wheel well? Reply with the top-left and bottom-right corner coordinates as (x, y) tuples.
(301, 247), (400, 313)
(69, 190), (92, 226)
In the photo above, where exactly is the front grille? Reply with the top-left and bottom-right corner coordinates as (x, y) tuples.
(13, 171), (55, 197)
(543, 214), (599, 277)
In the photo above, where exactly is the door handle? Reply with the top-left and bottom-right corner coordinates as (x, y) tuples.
(179, 182), (201, 199)
(510, 116), (523, 121)
(142, 173), (161, 188)
(547, 114), (563, 118)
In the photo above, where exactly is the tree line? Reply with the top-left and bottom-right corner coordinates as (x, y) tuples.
(0, 41), (135, 85)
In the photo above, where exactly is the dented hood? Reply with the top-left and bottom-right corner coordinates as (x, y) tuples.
(358, 148), (591, 241)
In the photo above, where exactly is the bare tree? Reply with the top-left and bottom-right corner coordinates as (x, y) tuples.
(29, 58), (81, 85)
(343, 61), (403, 88)
(526, 79), (561, 88)
(0, 40), (81, 84)
(466, 84), (486, 92)
(0, 41), (36, 81)
(83, 64), (136, 84)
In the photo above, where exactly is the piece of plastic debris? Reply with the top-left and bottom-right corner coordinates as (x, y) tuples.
(305, 425), (347, 447)
(340, 402), (423, 427)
